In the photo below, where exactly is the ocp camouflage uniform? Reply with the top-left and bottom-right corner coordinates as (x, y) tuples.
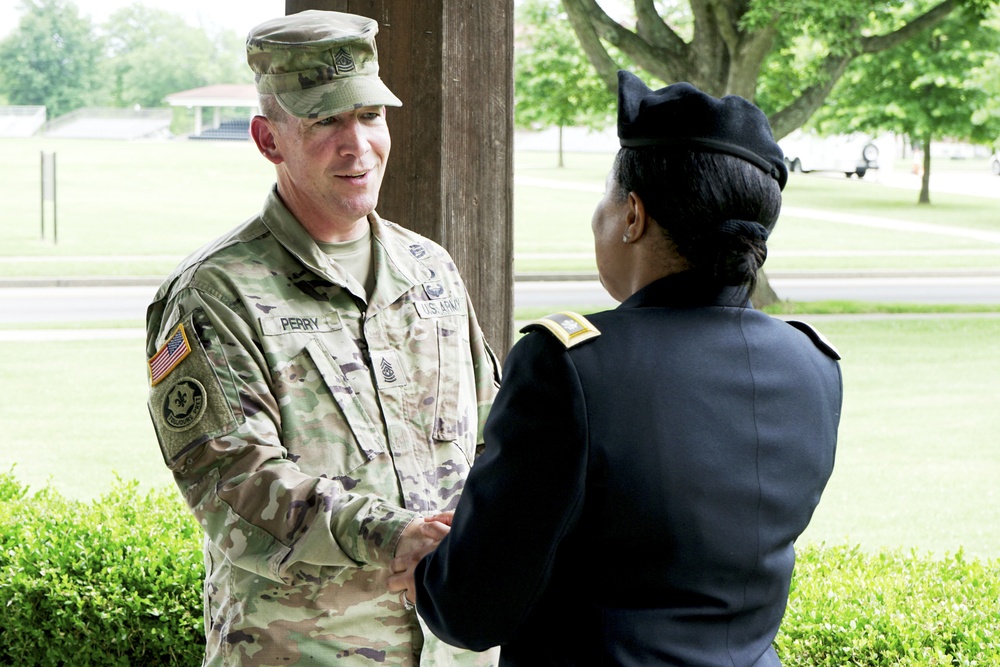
(146, 188), (500, 666)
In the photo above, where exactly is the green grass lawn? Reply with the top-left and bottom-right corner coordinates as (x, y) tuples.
(1, 314), (999, 559)
(1, 137), (273, 260)
(515, 150), (1000, 272)
(0, 335), (176, 499)
(3, 138), (998, 276)
(796, 315), (1000, 558)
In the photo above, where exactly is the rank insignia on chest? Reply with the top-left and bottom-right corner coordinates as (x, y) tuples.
(370, 349), (408, 389)
(148, 324), (192, 386)
(520, 311), (601, 349)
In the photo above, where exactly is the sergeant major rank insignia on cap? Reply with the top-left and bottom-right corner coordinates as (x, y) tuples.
(520, 311), (601, 349)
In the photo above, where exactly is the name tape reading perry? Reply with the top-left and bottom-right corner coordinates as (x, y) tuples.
(260, 313), (344, 336)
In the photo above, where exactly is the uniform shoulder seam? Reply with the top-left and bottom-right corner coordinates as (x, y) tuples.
(785, 319), (841, 360)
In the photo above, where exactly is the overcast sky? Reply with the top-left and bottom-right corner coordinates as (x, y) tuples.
(0, 0), (286, 39)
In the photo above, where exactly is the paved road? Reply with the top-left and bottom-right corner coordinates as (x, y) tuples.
(514, 273), (1000, 308)
(2, 273), (999, 330)
(0, 285), (157, 324)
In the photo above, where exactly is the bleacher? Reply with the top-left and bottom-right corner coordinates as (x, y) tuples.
(189, 119), (250, 141)
(0, 106), (47, 137)
(41, 107), (172, 140)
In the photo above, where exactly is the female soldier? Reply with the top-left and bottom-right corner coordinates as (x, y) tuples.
(389, 71), (842, 666)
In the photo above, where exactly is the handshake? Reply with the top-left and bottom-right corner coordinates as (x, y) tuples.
(387, 511), (454, 608)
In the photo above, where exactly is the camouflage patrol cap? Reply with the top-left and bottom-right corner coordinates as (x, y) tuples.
(247, 10), (402, 119)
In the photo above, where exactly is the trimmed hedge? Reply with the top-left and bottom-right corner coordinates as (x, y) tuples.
(778, 545), (1000, 666)
(1, 469), (998, 666)
(0, 471), (203, 666)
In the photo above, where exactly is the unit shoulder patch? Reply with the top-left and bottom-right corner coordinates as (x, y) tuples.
(786, 320), (841, 360)
(520, 311), (601, 349)
(148, 313), (239, 468)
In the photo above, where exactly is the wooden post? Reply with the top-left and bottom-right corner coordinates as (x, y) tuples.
(284, 0), (515, 358)
(40, 151), (58, 244)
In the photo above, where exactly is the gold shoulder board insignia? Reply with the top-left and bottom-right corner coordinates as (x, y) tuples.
(520, 311), (601, 349)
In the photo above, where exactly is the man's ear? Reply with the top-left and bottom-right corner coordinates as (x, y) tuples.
(250, 115), (283, 165)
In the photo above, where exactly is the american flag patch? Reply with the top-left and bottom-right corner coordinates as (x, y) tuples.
(149, 324), (192, 386)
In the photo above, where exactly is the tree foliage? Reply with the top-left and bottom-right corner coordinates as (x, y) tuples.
(968, 9), (1000, 138)
(103, 5), (246, 109)
(810, 6), (1000, 203)
(0, 0), (247, 118)
(559, 0), (999, 139)
(0, 0), (104, 118)
(515, 0), (616, 166)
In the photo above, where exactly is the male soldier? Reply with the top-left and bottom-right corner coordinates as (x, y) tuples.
(145, 10), (499, 666)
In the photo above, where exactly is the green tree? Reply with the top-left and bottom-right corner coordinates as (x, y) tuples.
(102, 5), (246, 109)
(0, 0), (104, 118)
(812, 7), (1000, 204)
(515, 0), (616, 167)
(558, 0), (998, 305)
(969, 8), (1000, 147)
(559, 0), (998, 139)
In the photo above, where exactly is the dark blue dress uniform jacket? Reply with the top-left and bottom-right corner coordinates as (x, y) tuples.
(414, 272), (842, 666)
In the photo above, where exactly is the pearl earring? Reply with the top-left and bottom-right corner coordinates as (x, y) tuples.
(622, 234), (629, 243)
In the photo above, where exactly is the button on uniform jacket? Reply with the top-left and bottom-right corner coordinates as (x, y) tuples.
(414, 272), (842, 666)
(146, 188), (500, 666)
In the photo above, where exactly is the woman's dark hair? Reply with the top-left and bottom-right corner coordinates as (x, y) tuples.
(613, 148), (782, 295)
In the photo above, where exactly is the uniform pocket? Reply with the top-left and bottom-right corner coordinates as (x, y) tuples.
(304, 339), (387, 460)
(271, 339), (384, 477)
(431, 319), (477, 465)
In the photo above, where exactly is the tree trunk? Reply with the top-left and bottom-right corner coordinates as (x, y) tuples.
(919, 136), (932, 205)
(751, 269), (780, 309)
(560, 0), (961, 142)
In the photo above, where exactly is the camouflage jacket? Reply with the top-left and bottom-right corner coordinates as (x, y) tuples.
(146, 189), (500, 666)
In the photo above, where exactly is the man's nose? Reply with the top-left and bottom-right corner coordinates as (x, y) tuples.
(338, 117), (370, 156)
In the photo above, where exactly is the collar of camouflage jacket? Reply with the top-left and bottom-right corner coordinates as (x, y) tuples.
(259, 186), (437, 311)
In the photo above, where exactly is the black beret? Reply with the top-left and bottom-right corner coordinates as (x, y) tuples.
(617, 70), (788, 190)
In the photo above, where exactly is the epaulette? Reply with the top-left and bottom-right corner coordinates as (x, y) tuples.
(786, 320), (841, 360)
(519, 311), (601, 349)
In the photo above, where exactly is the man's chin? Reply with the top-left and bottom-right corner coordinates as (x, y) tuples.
(332, 198), (378, 223)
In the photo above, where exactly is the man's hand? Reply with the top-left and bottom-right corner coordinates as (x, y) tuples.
(387, 512), (453, 606)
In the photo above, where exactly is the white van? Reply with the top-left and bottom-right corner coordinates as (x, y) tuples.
(778, 130), (885, 178)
